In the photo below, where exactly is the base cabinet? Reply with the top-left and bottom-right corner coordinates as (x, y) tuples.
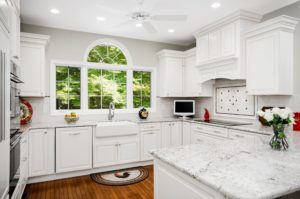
(162, 122), (183, 148)
(56, 127), (92, 173)
(140, 130), (161, 161)
(93, 135), (139, 168)
(182, 122), (191, 145)
(28, 128), (55, 177)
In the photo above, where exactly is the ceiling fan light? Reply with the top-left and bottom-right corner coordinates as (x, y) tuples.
(211, 2), (221, 8)
(50, 8), (60, 14)
(136, 23), (143, 27)
(97, 17), (106, 21)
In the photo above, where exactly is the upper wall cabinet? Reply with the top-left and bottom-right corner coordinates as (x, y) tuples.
(157, 49), (213, 97)
(20, 32), (50, 97)
(9, 0), (20, 64)
(194, 10), (262, 83)
(0, 0), (11, 32)
(157, 50), (184, 97)
(244, 15), (299, 95)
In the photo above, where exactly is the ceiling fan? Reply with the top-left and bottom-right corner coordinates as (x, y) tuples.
(97, 0), (188, 33)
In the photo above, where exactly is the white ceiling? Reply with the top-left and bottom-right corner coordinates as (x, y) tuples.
(20, 0), (298, 46)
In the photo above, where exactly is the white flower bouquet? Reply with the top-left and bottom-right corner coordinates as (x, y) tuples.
(257, 107), (294, 150)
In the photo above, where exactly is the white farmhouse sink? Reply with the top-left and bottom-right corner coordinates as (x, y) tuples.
(95, 121), (138, 138)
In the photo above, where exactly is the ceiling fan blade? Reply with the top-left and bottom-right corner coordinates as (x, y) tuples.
(142, 21), (157, 33)
(113, 20), (134, 28)
(96, 4), (127, 16)
(151, 15), (187, 21)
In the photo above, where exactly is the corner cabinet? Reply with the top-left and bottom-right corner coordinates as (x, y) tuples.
(20, 32), (50, 97)
(157, 50), (183, 97)
(157, 49), (213, 97)
(194, 10), (262, 82)
(28, 128), (55, 177)
(245, 15), (299, 95)
(56, 127), (92, 173)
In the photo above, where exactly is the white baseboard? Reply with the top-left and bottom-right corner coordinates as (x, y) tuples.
(28, 160), (153, 184)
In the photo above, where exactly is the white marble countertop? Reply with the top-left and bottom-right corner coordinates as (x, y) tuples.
(22, 117), (274, 135)
(151, 132), (300, 199)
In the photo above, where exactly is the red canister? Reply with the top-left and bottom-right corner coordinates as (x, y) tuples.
(293, 112), (300, 131)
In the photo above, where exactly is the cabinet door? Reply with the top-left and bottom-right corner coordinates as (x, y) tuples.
(196, 34), (209, 63)
(118, 138), (139, 164)
(10, 8), (20, 61)
(141, 131), (161, 161)
(170, 122), (183, 147)
(165, 57), (183, 97)
(0, 0), (10, 31)
(183, 54), (201, 97)
(29, 129), (55, 177)
(56, 127), (92, 173)
(246, 33), (277, 94)
(221, 23), (236, 57)
(182, 122), (191, 145)
(93, 139), (118, 167)
(20, 44), (45, 97)
(209, 30), (221, 59)
(161, 123), (171, 148)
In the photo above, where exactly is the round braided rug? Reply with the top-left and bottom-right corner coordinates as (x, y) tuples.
(90, 167), (149, 186)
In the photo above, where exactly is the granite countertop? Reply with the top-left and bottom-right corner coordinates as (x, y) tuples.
(20, 117), (275, 135)
(151, 132), (300, 199)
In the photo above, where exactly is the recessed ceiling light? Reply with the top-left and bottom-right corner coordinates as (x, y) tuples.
(97, 17), (106, 21)
(136, 23), (143, 27)
(211, 2), (221, 8)
(50, 8), (60, 14)
(168, 29), (175, 33)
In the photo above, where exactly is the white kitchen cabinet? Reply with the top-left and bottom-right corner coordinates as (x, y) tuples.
(245, 15), (298, 95)
(94, 139), (118, 167)
(28, 128), (55, 177)
(118, 137), (139, 164)
(182, 49), (213, 97)
(9, 6), (20, 63)
(194, 10), (261, 82)
(0, 0), (10, 32)
(157, 49), (213, 97)
(191, 123), (228, 144)
(56, 127), (92, 173)
(157, 50), (183, 97)
(182, 122), (191, 145)
(161, 122), (183, 148)
(140, 123), (161, 161)
(20, 32), (50, 97)
(93, 135), (139, 168)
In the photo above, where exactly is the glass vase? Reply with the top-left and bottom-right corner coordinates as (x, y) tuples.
(269, 124), (289, 150)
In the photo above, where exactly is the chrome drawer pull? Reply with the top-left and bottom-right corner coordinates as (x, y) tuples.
(70, 132), (80, 135)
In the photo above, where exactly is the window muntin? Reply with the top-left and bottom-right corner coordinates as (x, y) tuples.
(56, 66), (81, 110)
(133, 71), (151, 108)
(87, 45), (127, 65)
(88, 69), (127, 109)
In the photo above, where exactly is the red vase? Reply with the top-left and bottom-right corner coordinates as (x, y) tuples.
(204, 108), (210, 121)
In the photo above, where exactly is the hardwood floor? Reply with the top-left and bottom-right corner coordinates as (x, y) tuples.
(23, 166), (153, 199)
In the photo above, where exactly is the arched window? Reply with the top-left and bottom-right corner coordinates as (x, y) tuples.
(84, 39), (133, 65)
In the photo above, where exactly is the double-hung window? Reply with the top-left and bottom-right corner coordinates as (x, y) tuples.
(51, 40), (155, 114)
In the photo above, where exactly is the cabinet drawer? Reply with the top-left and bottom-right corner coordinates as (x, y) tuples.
(192, 123), (228, 138)
(140, 123), (161, 131)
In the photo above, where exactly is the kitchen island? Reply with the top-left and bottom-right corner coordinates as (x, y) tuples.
(151, 132), (300, 199)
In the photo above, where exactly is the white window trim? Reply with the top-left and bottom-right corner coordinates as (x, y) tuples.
(50, 59), (157, 115)
(83, 38), (133, 66)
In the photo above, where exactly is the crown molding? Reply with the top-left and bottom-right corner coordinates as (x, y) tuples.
(194, 10), (262, 37)
(21, 32), (50, 46)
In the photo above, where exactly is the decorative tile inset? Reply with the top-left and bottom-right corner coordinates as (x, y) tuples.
(216, 86), (255, 116)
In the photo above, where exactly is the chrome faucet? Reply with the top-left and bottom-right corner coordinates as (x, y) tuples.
(108, 102), (115, 120)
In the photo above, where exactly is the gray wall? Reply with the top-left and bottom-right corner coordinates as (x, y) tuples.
(21, 24), (186, 122)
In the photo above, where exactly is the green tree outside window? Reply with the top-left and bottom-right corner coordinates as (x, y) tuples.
(56, 66), (81, 110)
(133, 71), (151, 108)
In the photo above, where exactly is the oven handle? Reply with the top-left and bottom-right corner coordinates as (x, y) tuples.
(10, 136), (21, 150)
